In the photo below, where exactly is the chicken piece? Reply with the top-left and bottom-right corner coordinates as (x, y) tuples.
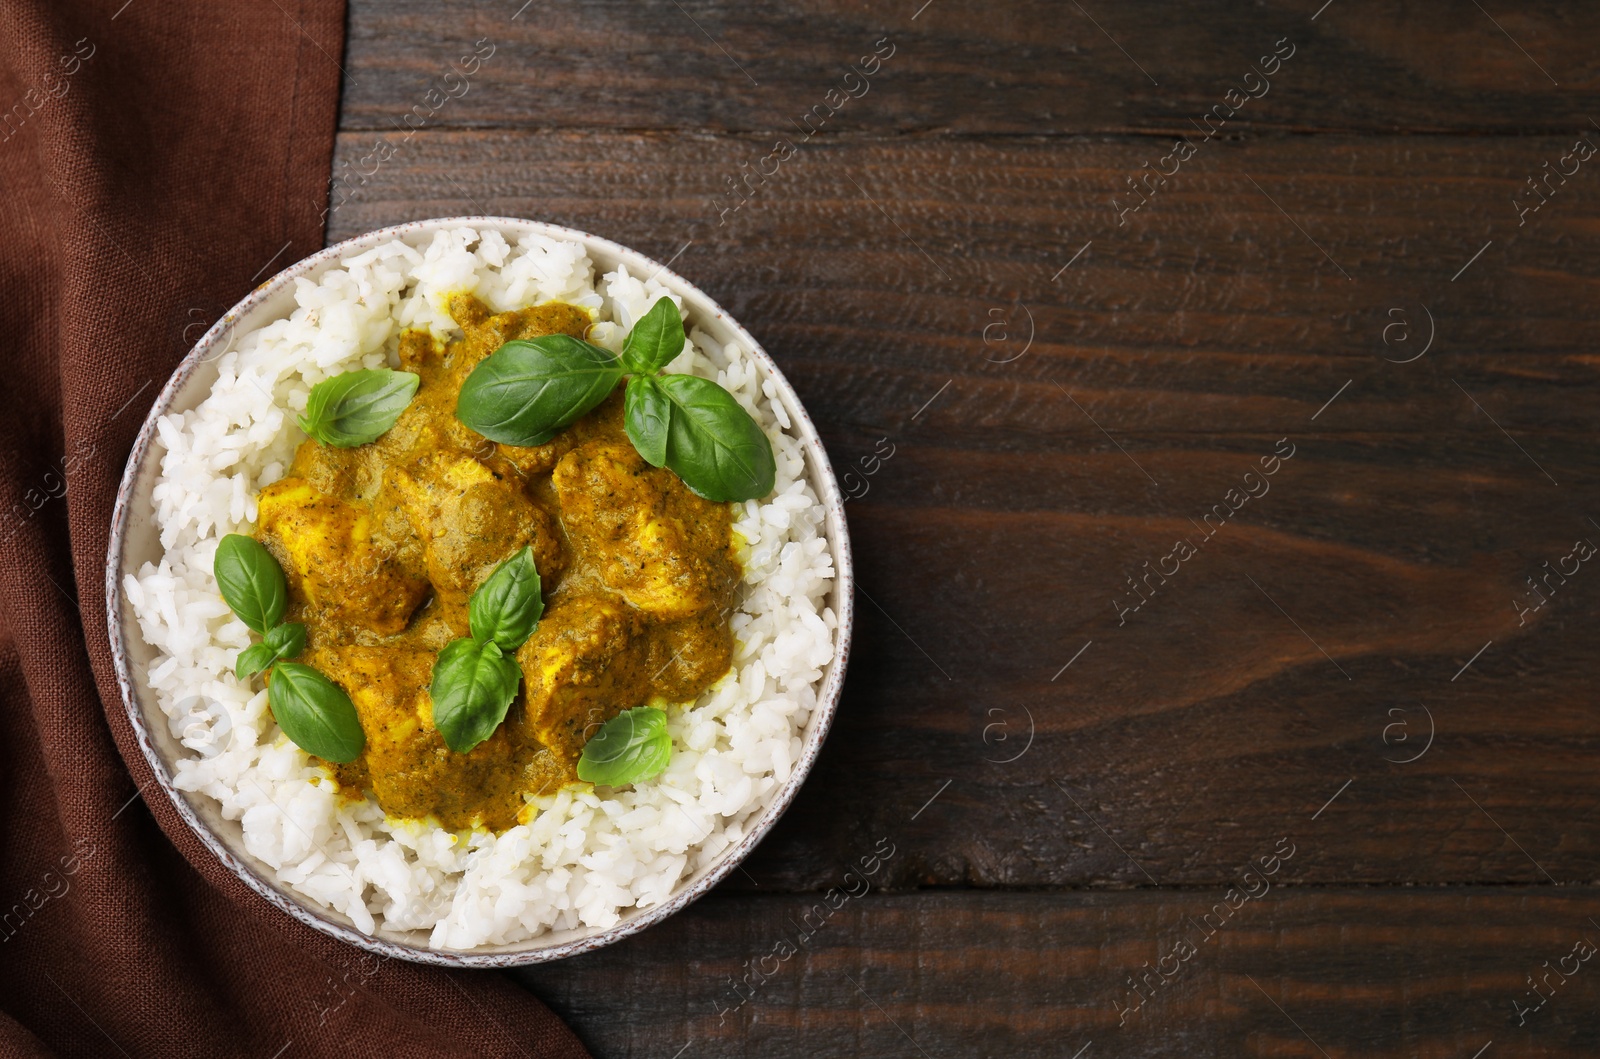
(643, 616), (735, 703)
(443, 292), (593, 362)
(255, 478), (429, 636)
(396, 327), (442, 376)
(385, 450), (563, 605)
(286, 430), (379, 501)
(515, 594), (648, 763)
(496, 435), (575, 478)
(493, 386), (623, 477)
(311, 645), (524, 829)
(551, 440), (737, 621)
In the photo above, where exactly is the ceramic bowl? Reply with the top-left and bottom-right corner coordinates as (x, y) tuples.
(106, 217), (853, 966)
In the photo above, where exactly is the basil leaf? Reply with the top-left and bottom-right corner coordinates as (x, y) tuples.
(455, 335), (623, 446)
(577, 706), (672, 786)
(266, 621), (307, 657)
(635, 374), (776, 502)
(619, 296), (686, 375)
(468, 546), (544, 651)
(235, 643), (276, 680)
(298, 369), (419, 448)
(214, 534), (288, 634)
(429, 638), (521, 754)
(236, 622), (306, 679)
(623, 375), (670, 467)
(267, 662), (365, 763)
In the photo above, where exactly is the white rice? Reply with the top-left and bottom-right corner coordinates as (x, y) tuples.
(124, 226), (836, 949)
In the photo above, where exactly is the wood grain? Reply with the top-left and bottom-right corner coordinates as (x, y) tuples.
(341, 0), (1600, 136)
(324, 128), (1600, 887)
(514, 888), (1600, 1058)
(331, 4), (1600, 1042)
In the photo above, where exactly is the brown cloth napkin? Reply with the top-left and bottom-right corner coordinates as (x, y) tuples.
(0, 2), (592, 1056)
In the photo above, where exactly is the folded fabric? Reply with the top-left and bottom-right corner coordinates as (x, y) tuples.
(0, 3), (589, 1055)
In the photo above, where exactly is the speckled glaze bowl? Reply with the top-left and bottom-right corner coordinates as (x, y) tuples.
(105, 217), (853, 966)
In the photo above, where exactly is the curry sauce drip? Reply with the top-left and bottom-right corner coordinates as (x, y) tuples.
(253, 294), (740, 831)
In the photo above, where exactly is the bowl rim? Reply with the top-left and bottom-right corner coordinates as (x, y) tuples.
(105, 216), (854, 967)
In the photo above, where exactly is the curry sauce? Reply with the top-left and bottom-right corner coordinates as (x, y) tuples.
(254, 295), (741, 831)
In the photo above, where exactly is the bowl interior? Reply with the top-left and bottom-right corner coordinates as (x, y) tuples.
(107, 217), (853, 966)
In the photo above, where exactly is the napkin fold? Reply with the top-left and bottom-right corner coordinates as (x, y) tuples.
(0, 2), (590, 1055)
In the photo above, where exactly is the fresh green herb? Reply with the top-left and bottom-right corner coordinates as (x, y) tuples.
(467, 546), (544, 651)
(429, 549), (546, 753)
(267, 662), (365, 763)
(235, 621), (306, 679)
(455, 336), (623, 446)
(576, 706), (672, 786)
(298, 368), (419, 448)
(617, 296), (686, 375)
(235, 642), (277, 680)
(622, 373), (671, 466)
(624, 373), (776, 503)
(453, 296), (775, 502)
(214, 534), (287, 635)
(429, 639), (522, 754)
(216, 536), (363, 761)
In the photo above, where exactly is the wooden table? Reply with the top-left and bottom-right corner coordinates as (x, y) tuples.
(330, 2), (1600, 1055)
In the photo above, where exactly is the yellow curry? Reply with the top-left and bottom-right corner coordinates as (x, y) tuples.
(253, 295), (741, 831)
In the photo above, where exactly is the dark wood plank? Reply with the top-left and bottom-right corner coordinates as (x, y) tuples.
(327, 130), (1600, 375)
(329, 1), (1600, 1051)
(323, 128), (1600, 888)
(513, 888), (1600, 1058)
(342, 0), (1600, 136)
